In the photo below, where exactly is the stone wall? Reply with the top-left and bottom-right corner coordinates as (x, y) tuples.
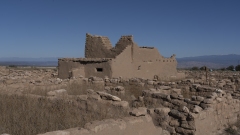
(85, 33), (115, 58)
(38, 92), (240, 135)
(138, 87), (240, 135)
(36, 87), (170, 135)
(34, 74), (240, 135)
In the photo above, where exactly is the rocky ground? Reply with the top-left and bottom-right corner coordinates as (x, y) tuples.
(0, 66), (240, 135)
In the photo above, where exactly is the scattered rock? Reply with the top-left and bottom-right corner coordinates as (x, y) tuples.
(47, 89), (68, 99)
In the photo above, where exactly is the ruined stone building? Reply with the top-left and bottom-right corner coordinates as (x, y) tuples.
(58, 33), (184, 80)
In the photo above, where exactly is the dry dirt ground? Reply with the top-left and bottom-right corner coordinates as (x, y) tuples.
(0, 66), (240, 135)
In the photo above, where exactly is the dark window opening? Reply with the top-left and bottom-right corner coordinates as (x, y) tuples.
(138, 65), (141, 70)
(96, 68), (103, 72)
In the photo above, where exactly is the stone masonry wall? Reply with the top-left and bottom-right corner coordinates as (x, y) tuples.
(85, 33), (115, 58)
(139, 87), (240, 135)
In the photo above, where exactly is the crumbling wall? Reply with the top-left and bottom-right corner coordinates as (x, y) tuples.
(112, 35), (135, 57)
(85, 33), (115, 58)
(85, 34), (134, 59)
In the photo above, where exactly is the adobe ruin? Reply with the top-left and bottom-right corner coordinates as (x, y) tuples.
(58, 33), (184, 80)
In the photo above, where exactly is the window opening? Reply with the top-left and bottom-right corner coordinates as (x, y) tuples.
(96, 68), (103, 72)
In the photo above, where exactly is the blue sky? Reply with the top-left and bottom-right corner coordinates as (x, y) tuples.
(0, 0), (239, 58)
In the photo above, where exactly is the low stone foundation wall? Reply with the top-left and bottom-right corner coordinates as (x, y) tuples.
(38, 115), (169, 135)
(194, 98), (240, 135)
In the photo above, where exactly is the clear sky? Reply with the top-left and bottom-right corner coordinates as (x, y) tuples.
(0, 0), (239, 58)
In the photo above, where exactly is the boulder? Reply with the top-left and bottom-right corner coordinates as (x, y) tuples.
(147, 80), (154, 85)
(154, 107), (171, 115)
(169, 120), (180, 127)
(169, 109), (186, 120)
(216, 97), (223, 102)
(171, 99), (187, 107)
(192, 105), (203, 113)
(112, 101), (129, 109)
(170, 93), (178, 99)
(172, 88), (182, 95)
(87, 89), (101, 100)
(203, 98), (213, 104)
(130, 107), (147, 117)
(175, 127), (195, 135)
(182, 106), (190, 113)
(199, 103), (211, 109)
(114, 86), (125, 91)
(196, 96), (204, 102)
(181, 120), (195, 130)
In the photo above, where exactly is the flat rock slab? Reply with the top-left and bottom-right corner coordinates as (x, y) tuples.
(158, 86), (171, 90)
(37, 130), (70, 135)
(47, 89), (68, 98)
(97, 91), (121, 101)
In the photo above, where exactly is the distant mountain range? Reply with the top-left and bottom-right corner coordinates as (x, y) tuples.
(0, 57), (59, 62)
(0, 54), (240, 68)
(0, 57), (59, 67)
(177, 54), (240, 69)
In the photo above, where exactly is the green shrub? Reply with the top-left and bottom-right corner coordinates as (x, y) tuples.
(191, 66), (199, 70)
(226, 65), (234, 71)
(235, 65), (240, 71)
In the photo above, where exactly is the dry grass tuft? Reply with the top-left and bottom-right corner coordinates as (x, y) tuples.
(0, 84), (127, 135)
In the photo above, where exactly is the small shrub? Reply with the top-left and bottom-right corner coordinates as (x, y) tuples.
(235, 65), (240, 71)
(225, 127), (238, 135)
(191, 67), (199, 70)
(220, 68), (226, 71)
(226, 65), (234, 71)
(8, 65), (17, 68)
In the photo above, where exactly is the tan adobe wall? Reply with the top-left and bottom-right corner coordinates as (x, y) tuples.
(111, 44), (177, 80)
(83, 61), (112, 78)
(58, 59), (83, 79)
(58, 58), (112, 79)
